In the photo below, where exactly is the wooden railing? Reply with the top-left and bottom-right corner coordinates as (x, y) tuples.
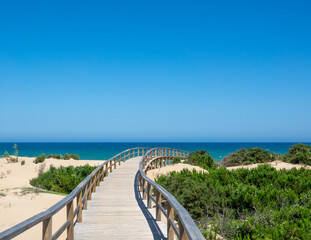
(139, 148), (205, 240)
(0, 147), (149, 240)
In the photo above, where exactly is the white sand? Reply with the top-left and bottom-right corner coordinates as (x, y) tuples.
(0, 156), (105, 239)
(226, 160), (311, 171)
(146, 163), (207, 181)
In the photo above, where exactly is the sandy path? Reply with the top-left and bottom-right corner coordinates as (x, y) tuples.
(0, 156), (105, 239)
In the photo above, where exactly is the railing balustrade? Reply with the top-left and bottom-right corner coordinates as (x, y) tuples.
(138, 148), (205, 240)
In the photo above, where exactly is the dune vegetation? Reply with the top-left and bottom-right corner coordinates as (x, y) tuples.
(30, 165), (96, 194)
(155, 144), (311, 239)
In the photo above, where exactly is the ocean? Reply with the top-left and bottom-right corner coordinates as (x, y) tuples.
(0, 142), (310, 161)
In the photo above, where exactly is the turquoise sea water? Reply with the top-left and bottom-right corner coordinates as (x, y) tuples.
(1, 142), (310, 161)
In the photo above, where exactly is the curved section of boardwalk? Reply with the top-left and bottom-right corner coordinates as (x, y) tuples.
(74, 157), (167, 240)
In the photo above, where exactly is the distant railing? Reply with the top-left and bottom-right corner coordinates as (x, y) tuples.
(139, 148), (205, 240)
(0, 147), (149, 240)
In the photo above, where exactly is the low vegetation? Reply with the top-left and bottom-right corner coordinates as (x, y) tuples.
(156, 165), (311, 240)
(222, 147), (278, 167)
(30, 165), (96, 194)
(34, 153), (80, 164)
(3, 144), (19, 163)
(47, 154), (64, 159)
(64, 153), (80, 160)
(47, 153), (80, 160)
(154, 145), (311, 239)
(34, 154), (47, 164)
(172, 157), (181, 164)
(184, 150), (215, 169)
(283, 143), (311, 165)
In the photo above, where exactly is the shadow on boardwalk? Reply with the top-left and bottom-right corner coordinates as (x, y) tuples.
(134, 172), (167, 240)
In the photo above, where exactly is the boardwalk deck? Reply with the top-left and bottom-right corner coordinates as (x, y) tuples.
(74, 157), (167, 240)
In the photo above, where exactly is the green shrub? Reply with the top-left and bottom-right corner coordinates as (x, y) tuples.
(34, 154), (47, 164)
(222, 147), (277, 167)
(283, 143), (311, 165)
(46, 153), (80, 160)
(47, 154), (64, 159)
(64, 153), (80, 160)
(156, 165), (311, 239)
(30, 165), (96, 194)
(185, 150), (215, 169)
(172, 157), (181, 164)
(21, 160), (25, 166)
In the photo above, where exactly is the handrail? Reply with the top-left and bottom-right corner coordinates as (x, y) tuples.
(138, 148), (205, 240)
(0, 147), (150, 240)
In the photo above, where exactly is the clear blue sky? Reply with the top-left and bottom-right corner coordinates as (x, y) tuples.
(0, 0), (310, 142)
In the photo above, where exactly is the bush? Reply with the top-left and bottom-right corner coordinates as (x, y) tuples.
(283, 143), (311, 165)
(172, 157), (181, 164)
(21, 160), (25, 166)
(185, 150), (215, 169)
(222, 147), (277, 167)
(47, 154), (64, 159)
(156, 165), (311, 239)
(30, 165), (96, 194)
(34, 154), (47, 164)
(46, 153), (80, 160)
(64, 153), (80, 160)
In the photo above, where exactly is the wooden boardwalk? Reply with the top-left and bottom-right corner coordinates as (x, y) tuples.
(74, 157), (167, 240)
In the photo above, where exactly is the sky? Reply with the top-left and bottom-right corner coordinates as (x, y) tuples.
(0, 0), (310, 142)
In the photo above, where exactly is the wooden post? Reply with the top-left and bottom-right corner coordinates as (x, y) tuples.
(110, 160), (112, 173)
(100, 166), (104, 181)
(179, 223), (188, 240)
(105, 163), (108, 177)
(114, 158), (117, 169)
(160, 158), (163, 167)
(92, 176), (96, 192)
(156, 191), (161, 221)
(83, 186), (88, 209)
(87, 180), (92, 200)
(143, 180), (147, 200)
(139, 174), (143, 193)
(67, 201), (74, 240)
(42, 217), (52, 240)
(138, 148), (140, 156)
(119, 155), (121, 165)
(147, 183), (151, 208)
(77, 191), (82, 222)
(167, 203), (174, 240)
(96, 172), (100, 186)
